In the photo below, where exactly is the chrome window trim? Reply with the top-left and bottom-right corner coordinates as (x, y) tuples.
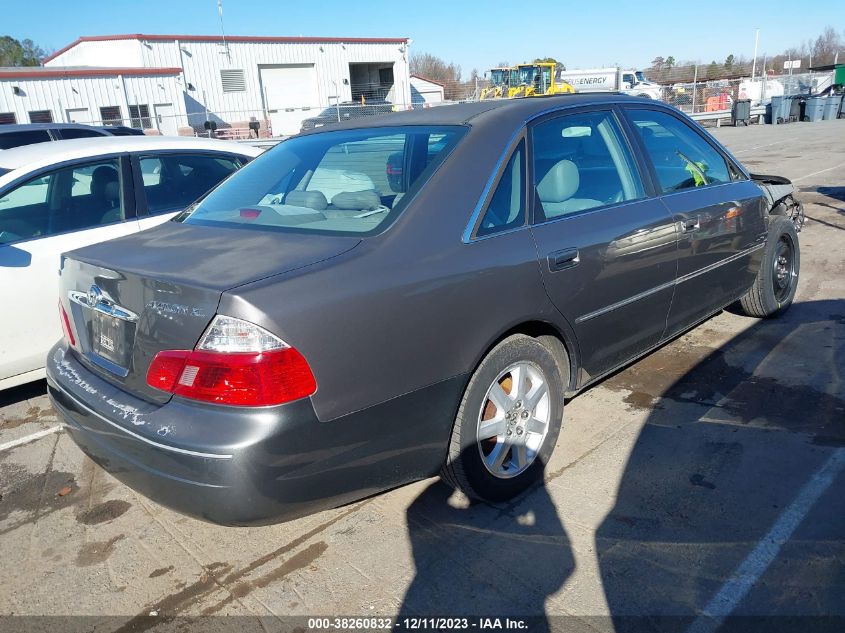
(461, 128), (525, 243)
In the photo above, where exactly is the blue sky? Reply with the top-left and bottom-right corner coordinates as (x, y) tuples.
(4, 0), (841, 73)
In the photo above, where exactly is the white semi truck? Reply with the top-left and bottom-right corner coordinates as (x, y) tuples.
(559, 67), (663, 100)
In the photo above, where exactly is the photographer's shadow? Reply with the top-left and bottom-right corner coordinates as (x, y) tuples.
(398, 468), (573, 630)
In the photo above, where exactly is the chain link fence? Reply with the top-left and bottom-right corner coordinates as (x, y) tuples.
(80, 69), (838, 139)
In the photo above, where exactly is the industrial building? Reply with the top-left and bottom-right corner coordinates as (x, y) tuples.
(0, 33), (411, 136)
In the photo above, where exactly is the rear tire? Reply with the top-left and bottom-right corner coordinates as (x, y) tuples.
(738, 216), (800, 318)
(440, 334), (567, 502)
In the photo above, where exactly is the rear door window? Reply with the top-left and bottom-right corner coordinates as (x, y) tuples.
(182, 126), (465, 235)
(137, 153), (241, 215)
(531, 110), (644, 221)
(58, 128), (108, 140)
(0, 158), (126, 244)
(476, 141), (525, 237)
(626, 109), (730, 192)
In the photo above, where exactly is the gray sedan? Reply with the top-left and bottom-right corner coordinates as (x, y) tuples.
(47, 95), (801, 525)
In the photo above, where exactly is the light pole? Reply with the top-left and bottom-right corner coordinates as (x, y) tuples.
(751, 28), (760, 80)
(331, 80), (341, 122)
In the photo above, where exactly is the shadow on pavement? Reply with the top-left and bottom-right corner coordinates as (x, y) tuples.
(597, 299), (845, 632)
(398, 477), (572, 632)
(398, 299), (844, 632)
(0, 379), (47, 409)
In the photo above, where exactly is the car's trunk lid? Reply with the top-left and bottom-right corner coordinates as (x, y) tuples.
(60, 222), (359, 404)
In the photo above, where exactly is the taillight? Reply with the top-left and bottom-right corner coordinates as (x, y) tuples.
(146, 315), (316, 407)
(59, 301), (76, 347)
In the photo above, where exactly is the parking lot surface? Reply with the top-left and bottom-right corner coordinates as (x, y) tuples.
(1, 119), (844, 632)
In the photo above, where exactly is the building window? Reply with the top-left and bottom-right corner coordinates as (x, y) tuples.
(99, 106), (123, 126)
(128, 105), (153, 129)
(0, 112), (16, 125)
(220, 69), (246, 92)
(28, 110), (53, 123)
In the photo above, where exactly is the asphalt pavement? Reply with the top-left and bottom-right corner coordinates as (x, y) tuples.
(1, 118), (843, 633)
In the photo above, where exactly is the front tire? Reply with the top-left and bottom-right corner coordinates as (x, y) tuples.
(440, 334), (566, 502)
(738, 216), (800, 317)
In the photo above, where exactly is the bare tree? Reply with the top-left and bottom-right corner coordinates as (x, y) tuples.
(410, 52), (464, 99)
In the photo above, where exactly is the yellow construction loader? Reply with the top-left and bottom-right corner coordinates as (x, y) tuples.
(480, 67), (512, 100)
(508, 62), (574, 98)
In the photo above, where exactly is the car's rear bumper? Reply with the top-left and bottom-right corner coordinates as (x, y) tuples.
(46, 343), (464, 525)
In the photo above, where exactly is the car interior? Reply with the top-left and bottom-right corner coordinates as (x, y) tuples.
(197, 129), (460, 234)
(142, 154), (241, 214)
(0, 161), (125, 244)
(532, 114), (643, 219)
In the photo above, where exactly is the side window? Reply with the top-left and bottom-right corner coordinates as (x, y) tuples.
(0, 129), (52, 150)
(476, 140), (525, 237)
(0, 159), (125, 244)
(59, 128), (107, 140)
(532, 111), (644, 221)
(627, 109), (731, 192)
(139, 153), (240, 215)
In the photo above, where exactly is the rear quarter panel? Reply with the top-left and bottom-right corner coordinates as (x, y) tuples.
(221, 118), (567, 422)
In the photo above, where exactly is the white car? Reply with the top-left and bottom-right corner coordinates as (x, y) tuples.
(0, 136), (262, 390)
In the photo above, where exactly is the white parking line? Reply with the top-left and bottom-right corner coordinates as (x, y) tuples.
(792, 162), (845, 183)
(685, 447), (845, 633)
(731, 139), (791, 154)
(0, 425), (63, 452)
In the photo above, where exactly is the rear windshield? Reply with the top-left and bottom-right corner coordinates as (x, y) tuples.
(180, 125), (465, 236)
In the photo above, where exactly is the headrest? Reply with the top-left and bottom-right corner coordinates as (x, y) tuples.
(332, 190), (381, 211)
(285, 190), (328, 211)
(103, 181), (120, 203)
(90, 165), (118, 198)
(537, 160), (579, 203)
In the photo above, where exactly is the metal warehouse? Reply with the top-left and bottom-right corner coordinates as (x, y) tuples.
(0, 33), (412, 136)
(0, 66), (186, 132)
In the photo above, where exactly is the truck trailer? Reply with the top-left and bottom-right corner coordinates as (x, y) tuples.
(558, 67), (662, 99)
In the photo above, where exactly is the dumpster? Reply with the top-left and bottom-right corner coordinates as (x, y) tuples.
(732, 99), (751, 126)
(788, 96), (801, 122)
(779, 96), (793, 123)
(803, 96), (826, 121)
(824, 94), (842, 120)
(769, 95), (785, 124)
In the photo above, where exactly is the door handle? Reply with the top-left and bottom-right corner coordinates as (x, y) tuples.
(548, 248), (579, 272)
(683, 218), (700, 232)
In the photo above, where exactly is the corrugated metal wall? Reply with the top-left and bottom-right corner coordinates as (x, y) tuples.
(44, 37), (412, 125)
(0, 74), (185, 128)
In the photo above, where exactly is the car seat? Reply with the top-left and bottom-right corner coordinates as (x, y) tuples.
(536, 160), (602, 218)
(90, 165), (122, 223)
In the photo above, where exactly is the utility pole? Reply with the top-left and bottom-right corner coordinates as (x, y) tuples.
(691, 64), (698, 113)
(751, 28), (760, 80)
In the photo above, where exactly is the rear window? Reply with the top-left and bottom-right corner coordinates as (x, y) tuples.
(0, 129), (52, 150)
(180, 126), (465, 236)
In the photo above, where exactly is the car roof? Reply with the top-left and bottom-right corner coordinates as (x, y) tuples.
(299, 93), (658, 133)
(0, 122), (109, 133)
(0, 135), (263, 172)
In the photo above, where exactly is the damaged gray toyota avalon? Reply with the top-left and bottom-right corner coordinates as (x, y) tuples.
(48, 95), (803, 525)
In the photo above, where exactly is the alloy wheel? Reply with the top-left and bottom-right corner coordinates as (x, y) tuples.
(476, 362), (551, 478)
